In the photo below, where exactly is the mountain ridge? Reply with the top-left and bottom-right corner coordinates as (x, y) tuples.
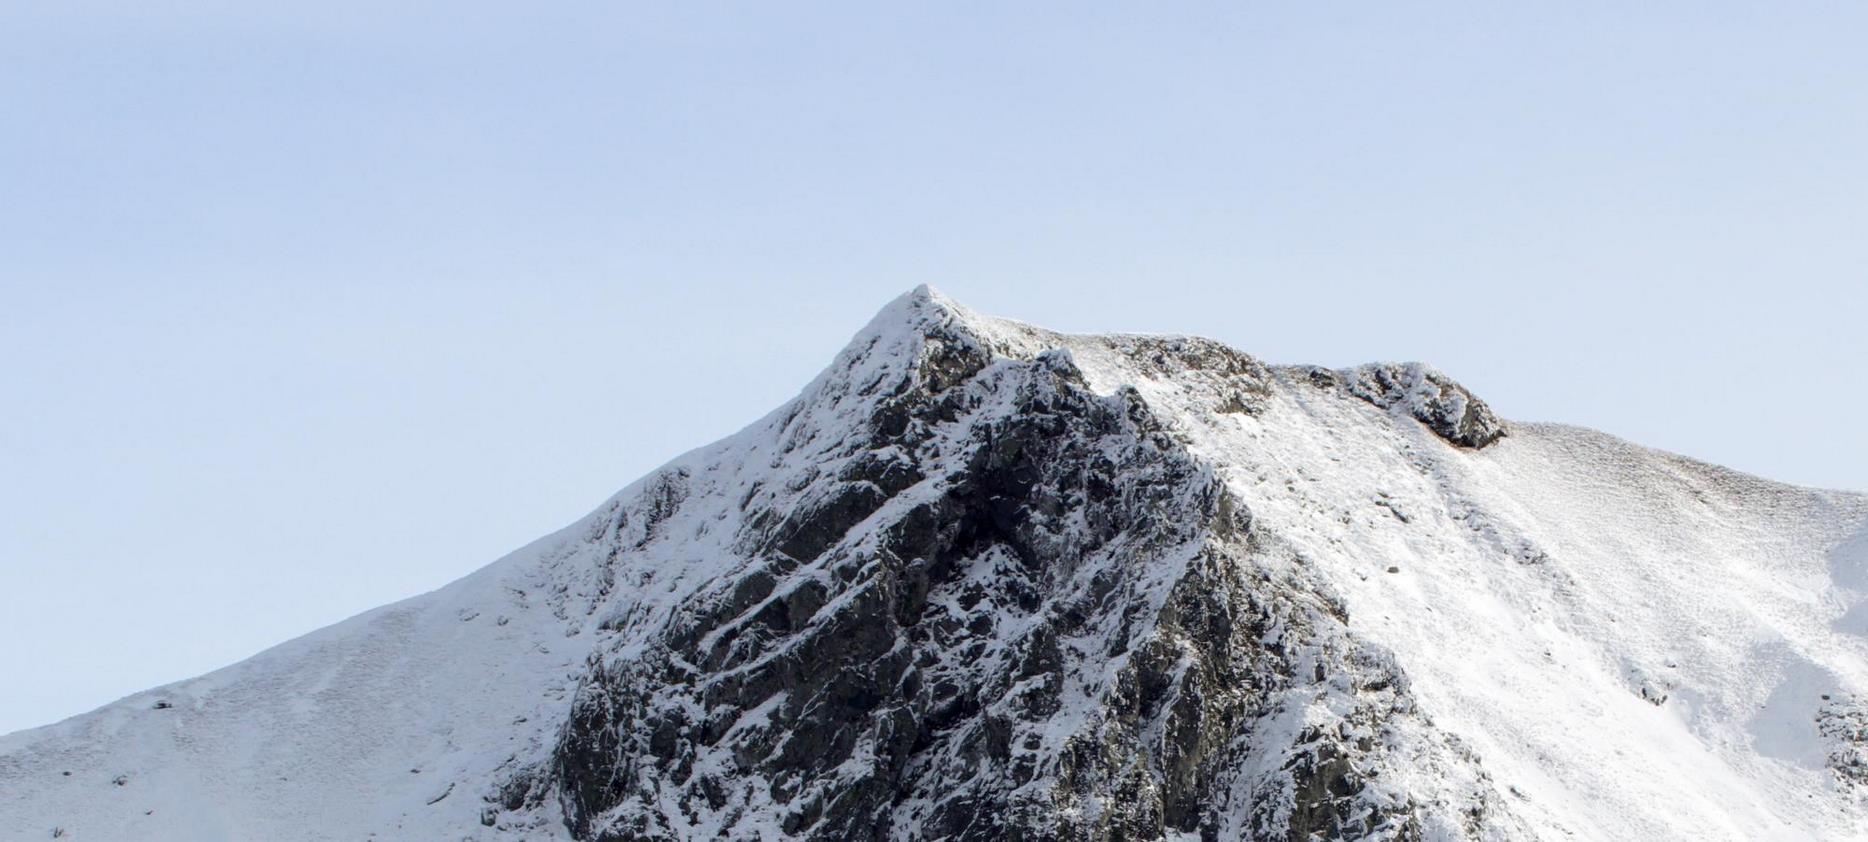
(4, 287), (1865, 841)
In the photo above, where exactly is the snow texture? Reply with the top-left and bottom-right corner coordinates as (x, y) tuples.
(3, 287), (1865, 841)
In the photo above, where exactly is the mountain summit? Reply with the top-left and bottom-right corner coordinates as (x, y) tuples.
(5, 288), (1866, 841)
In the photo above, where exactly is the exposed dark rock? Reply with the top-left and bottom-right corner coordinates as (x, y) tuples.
(544, 304), (1514, 841)
(1332, 363), (1506, 449)
(1819, 695), (1868, 789)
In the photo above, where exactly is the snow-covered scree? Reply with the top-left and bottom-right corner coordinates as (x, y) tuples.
(3, 287), (1865, 841)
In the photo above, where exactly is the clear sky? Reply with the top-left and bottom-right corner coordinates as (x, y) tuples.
(3, 2), (1864, 735)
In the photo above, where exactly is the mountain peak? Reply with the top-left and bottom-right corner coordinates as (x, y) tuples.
(844, 285), (1023, 363)
(840, 288), (1505, 451)
(5, 295), (1863, 841)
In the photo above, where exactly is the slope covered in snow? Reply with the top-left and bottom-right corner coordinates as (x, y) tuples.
(3, 287), (1864, 841)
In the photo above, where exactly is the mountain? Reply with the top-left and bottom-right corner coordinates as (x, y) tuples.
(3, 287), (1865, 841)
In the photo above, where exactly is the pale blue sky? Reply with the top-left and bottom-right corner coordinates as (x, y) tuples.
(3, 3), (1864, 734)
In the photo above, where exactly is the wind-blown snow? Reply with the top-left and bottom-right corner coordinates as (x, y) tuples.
(2, 286), (1863, 840)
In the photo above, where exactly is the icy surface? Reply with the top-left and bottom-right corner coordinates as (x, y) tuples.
(2, 287), (1864, 840)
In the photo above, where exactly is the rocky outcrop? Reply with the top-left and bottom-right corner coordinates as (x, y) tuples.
(535, 291), (1519, 840)
(1820, 695), (1868, 789)
(1324, 362), (1506, 449)
(14, 288), (1862, 841)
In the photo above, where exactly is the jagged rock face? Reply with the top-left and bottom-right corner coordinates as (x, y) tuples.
(546, 300), (1515, 840)
(1322, 363), (1506, 450)
(13, 288), (1866, 842)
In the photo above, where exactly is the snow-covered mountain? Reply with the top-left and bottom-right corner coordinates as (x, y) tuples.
(4, 287), (1865, 841)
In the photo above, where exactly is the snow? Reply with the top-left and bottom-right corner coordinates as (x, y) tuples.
(3, 285), (1864, 840)
(902, 289), (1868, 838)
(0, 523), (598, 839)
(1003, 346), (1864, 838)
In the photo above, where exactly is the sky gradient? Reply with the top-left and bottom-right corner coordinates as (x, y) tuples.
(3, 2), (1865, 735)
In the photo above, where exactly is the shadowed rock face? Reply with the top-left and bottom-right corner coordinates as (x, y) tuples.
(540, 299), (1517, 841)
(10, 289), (1868, 841)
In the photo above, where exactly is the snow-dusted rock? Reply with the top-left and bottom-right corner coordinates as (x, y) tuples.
(3, 287), (1865, 841)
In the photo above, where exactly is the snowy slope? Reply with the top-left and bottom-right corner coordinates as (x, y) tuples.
(0, 518), (604, 839)
(1041, 342), (1868, 840)
(2, 287), (1864, 841)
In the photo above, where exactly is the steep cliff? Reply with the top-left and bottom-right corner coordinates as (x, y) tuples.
(4, 288), (1865, 841)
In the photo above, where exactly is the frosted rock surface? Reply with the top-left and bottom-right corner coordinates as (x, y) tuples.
(4, 287), (1864, 841)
